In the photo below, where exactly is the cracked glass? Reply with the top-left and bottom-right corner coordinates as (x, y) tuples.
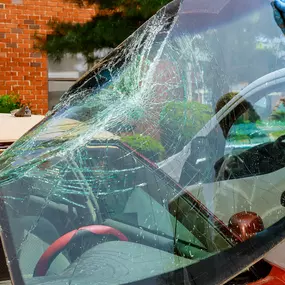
(2, 0), (285, 284)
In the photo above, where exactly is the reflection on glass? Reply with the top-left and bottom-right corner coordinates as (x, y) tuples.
(1, 0), (285, 284)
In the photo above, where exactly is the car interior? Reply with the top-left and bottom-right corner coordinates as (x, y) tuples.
(2, 82), (285, 285)
(5, 78), (285, 282)
(1, 142), (235, 284)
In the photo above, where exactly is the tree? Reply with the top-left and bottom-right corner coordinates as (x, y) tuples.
(35, 0), (171, 66)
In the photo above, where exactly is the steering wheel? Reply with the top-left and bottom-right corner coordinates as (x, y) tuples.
(33, 225), (128, 277)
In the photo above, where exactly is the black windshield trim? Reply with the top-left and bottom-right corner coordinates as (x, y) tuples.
(129, 216), (285, 285)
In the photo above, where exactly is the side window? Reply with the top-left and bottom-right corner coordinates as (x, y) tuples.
(219, 92), (285, 179)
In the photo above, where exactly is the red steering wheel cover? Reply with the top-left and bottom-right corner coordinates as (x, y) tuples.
(34, 225), (128, 277)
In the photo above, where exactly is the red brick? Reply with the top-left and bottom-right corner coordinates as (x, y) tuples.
(30, 52), (41, 58)
(23, 95), (36, 100)
(30, 62), (41, 67)
(8, 34), (18, 40)
(11, 28), (23, 33)
(2, 76), (12, 81)
(23, 19), (34, 24)
(1, 0), (95, 114)
(6, 43), (17, 48)
(29, 24), (40, 29)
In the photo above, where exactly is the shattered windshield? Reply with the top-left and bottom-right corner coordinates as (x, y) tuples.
(2, 0), (285, 284)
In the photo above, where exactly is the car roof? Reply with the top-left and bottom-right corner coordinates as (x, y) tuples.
(0, 113), (45, 143)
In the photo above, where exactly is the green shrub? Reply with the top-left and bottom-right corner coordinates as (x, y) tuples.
(228, 134), (250, 142)
(159, 101), (212, 155)
(121, 134), (165, 162)
(0, 94), (22, 113)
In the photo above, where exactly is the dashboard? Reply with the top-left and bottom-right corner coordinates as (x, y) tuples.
(26, 241), (194, 285)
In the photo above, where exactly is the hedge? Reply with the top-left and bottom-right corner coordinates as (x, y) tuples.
(0, 94), (22, 113)
(121, 134), (165, 162)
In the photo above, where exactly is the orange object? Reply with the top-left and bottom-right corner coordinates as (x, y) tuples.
(249, 265), (285, 284)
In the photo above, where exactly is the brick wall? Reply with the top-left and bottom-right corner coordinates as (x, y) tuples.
(0, 0), (95, 114)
